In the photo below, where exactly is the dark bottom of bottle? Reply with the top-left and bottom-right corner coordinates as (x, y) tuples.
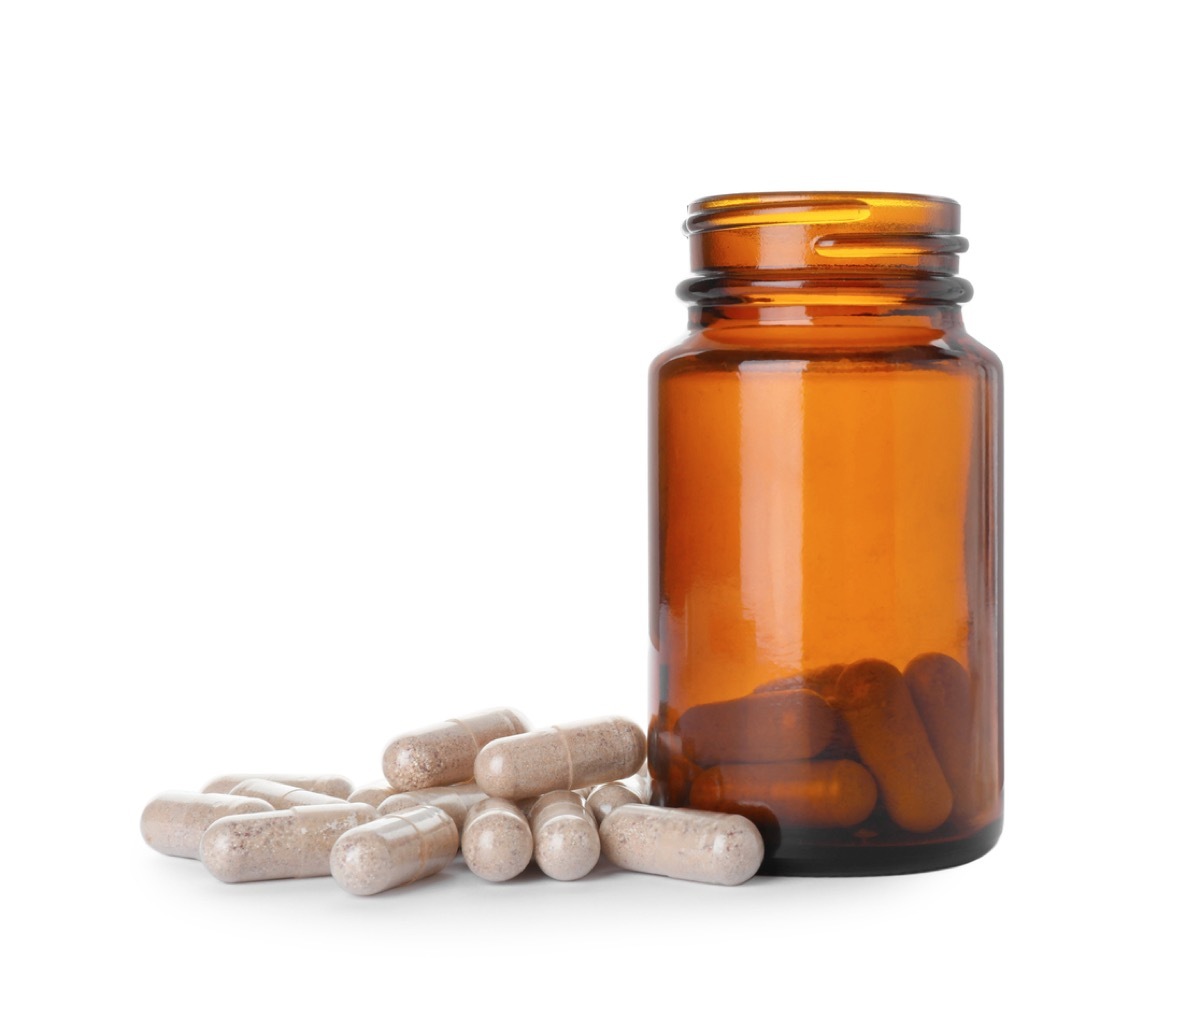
(758, 817), (1003, 877)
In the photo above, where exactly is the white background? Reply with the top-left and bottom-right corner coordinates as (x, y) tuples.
(2, 1), (1195, 1006)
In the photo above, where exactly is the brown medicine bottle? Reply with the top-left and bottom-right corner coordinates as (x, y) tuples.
(649, 193), (1002, 875)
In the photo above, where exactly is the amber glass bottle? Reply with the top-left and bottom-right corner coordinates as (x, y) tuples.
(649, 192), (1002, 875)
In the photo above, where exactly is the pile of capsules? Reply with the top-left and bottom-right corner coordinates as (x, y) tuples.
(140, 710), (766, 892)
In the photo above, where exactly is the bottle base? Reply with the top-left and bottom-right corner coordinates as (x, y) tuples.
(758, 818), (1003, 877)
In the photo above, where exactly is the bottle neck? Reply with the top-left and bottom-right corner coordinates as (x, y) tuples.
(680, 192), (971, 346)
(682, 273), (968, 344)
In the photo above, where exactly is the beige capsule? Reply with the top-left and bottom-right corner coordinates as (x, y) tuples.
(834, 659), (953, 833)
(585, 783), (642, 824)
(586, 765), (651, 824)
(514, 794), (541, 820)
(377, 784), (489, 832)
(474, 716), (646, 800)
(330, 805), (459, 896)
(460, 798), (534, 882)
(749, 670), (860, 758)
(904, 651), (998, 828)
(228, 778), (350, 809)
(752, 664), (846, 699)
(599, 804), (764, 885)
(140, 791), (274, 859)
(689, 760), (879, 829)
(647, 718), (701, 807)
(347, 780), (399, 806)
(201, 803), (379, 882)
(202, 773), (353, 798)
(382, 708), (530, 792)
(676, 689), (835, 766)
(528, 790), (601, 881)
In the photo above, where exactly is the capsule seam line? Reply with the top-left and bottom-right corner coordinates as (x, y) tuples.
(552, 725), (576, 789)
(449, 717), (478, 748)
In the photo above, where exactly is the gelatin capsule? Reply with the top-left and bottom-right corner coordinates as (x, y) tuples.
(140, 791), (274, 859)
(377, 784), (489, 831)
(834, 659), (953, 833)
(904, 652), (995, 826)
(201, 803), (379, 882)
(648, 718), (700, 807)
(474, 716), (646, 799)
(746, 672), (858, 760)
(752, 664), (845, 698)
(382, 708), (529, 792)
(347, 780), (399, 806)
(330, 805), (459, 896)
(599, 804), (764, 885)
(689, 760), (878, 829)
(586, 765), (651, 824)
(588, 782), (644, 820)
(676, 688), (835, 766)
(528, 790), (600, 881)
(460, 798), (533, 882)
(202, 773), (352, 798)
(228, 778), (350, 809)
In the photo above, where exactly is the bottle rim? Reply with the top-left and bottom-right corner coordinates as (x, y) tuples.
(685, 191), (959, 234)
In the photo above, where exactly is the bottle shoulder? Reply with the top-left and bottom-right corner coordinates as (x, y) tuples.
(652, 327), (1001, 379)
(957, 332), (1003, 374)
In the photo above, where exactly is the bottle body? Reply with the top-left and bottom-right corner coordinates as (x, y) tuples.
(649, 193), (1002, 874)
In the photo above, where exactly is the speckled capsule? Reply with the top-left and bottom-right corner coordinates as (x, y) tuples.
(474, 716), (646, 799)
(752, 664), (846, 699)
(599, 804), (764, 885)
(676, 689), (835, 766)
(382, 708), (530, 792)
(140, 791), (274, 859)
(460, 798), (534, 882)
(347, 780), (399, 806)
(904, 651), (995, 827)
(528, 790), (600, 881)
(648, 718), (701, 807)
(330, 805), (459, 896)
(834, 659), (953, 833)
(586, 764), (651, 823)
(228, 778), (350, 809)
(202, 773), (353, 798)
(201, 803), (379, 882)
(377, 784), (489, 832)
(689, 760), (879, 828)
